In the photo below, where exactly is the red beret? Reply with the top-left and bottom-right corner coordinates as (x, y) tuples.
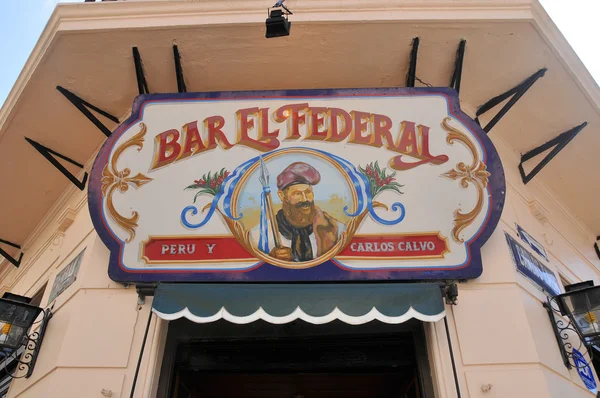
(277, 162), (321, 190)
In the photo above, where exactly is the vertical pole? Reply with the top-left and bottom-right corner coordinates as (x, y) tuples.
(443, 316), (462, 398)
(406, 37), (419, 87)
(130, 308), (153, 398)
(173, 45), (187, 93)
(264, 193), (282, 248)
(449, 40), (466, 94)
(132, 47), (149, 95)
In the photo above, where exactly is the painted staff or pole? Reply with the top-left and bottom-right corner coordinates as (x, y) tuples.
(258, 157), (282, 251)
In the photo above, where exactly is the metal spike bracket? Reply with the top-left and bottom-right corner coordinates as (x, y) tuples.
(24, 138), (88, 191)
(476, 68), (547, 133)
(405, 37), (420, 88)
(518, 122), (587, 184)
(0, 239), (23, 268)
(56, 86), (119, 138)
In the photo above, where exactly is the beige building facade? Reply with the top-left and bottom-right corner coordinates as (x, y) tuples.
(1, 0), (600, 397)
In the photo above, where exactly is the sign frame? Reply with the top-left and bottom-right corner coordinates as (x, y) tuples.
(89, 87), (506, 283)
(505, 232), (560, 296)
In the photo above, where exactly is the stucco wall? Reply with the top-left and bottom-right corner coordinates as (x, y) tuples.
(0, 188), (165, 397)
(0, 3), (599, 398)
(422, 108), (600, 398)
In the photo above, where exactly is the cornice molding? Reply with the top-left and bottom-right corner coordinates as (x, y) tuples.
(0, 10), (62, 134)
(0, 0), (536, 140)
(54, 0), (536, 19)
(527, 199), (550, 224)
(0, 148), (96, 272)
(530, 1), (600, 120)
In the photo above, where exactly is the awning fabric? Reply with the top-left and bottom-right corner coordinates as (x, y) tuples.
(152, 283), (445, 325)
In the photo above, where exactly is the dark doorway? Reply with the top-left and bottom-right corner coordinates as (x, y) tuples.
(175, 372), (419, 398)
(158, 319), (435, 398)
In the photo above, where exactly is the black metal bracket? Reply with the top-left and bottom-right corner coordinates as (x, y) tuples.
(441, 282), (459, 305)
(56, 86), (119, 138)
(270, 2), (294, 16)
(594, 236), (600, 260)
(0, 239), (23, 268)
(173, 45), (187, 93)
(544, 297), (592, 369)
(136, 283), (156, 304)
(518, 122), (587, 184)
(406, 37), (419, 88)
(450, 40), (466, 94)
(24, 138), (88, 191)
(476, 68), (547, 133)
(0, 308), (53, 378)
(133, 47), (149, 95)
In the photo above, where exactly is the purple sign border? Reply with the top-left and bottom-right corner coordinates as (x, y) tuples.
(88, 87), (506, 283)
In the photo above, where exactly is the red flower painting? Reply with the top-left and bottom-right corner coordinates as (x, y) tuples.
(359, 161), (404, 198)
(185, 168), (230, 202)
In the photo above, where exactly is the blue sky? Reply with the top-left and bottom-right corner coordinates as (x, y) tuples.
(0, 0), (80, 107)
(0, 0), (598, 108)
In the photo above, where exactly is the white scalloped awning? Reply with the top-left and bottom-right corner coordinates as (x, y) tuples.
(152, 283), (445, 325)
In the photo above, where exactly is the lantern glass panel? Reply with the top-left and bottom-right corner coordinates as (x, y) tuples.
(561, 287), (600, 338)
(0, 323), (26, 350)
(12, 305), (39, 327)
(572, 312), (600, 337)
(0, 303), (17, 322)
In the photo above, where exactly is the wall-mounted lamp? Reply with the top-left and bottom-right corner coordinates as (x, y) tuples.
(0, 294), (52, 378)
(266, 1), (293, 38)
(545, 281), (599, 369)
(555, 281), (600, 342)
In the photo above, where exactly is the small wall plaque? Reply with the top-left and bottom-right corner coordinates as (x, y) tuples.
(48, 249), (85, 303)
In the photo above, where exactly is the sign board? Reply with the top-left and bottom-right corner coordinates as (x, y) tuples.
(516, 223), (548, 261)
(505, 232), (560, 296)
(89, 88), (505, 282)
(572, 348), (597, 393)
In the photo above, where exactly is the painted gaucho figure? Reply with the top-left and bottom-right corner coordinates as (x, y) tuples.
(264, 162), (346, 262)
(182, 147), (407, 268)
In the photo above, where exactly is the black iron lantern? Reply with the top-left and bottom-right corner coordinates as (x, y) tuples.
(265, 8), (292, 38)
(543, 281), (600, 369)
(0, 298), (42, 351)
(555, 281), (600, 344)
(0, 294), (52, 378)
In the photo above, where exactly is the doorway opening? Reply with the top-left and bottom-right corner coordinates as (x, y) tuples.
(157, 319), (435, 398)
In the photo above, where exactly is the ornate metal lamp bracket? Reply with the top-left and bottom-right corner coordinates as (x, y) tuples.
(0, 308), (53, 379)
(543, 297), (593, 369)
(136, 283), (156, 305)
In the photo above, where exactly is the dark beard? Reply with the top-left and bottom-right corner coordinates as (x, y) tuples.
(282, 200), (316, 228)
(276, 206), (314, 262)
